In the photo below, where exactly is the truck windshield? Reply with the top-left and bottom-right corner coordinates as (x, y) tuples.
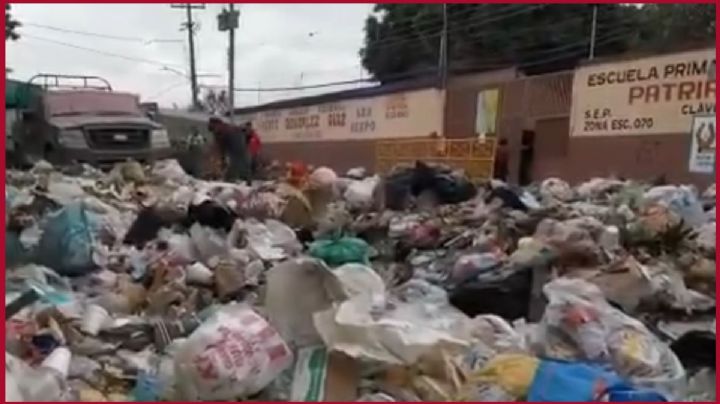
(45, 91), (142, 117)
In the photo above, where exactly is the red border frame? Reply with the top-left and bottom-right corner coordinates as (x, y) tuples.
(1, 1), (718, 403)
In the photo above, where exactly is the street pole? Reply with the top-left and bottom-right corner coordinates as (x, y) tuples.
(218, 5), (239, 119)
(589, 5), (598, 60)
(228, 3), (236, 122)
(439, 3), (449, 137)
(439, 3), (448, 88)
(171, 3), (205, 110)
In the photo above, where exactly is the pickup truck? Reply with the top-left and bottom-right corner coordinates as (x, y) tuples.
(12, 74), (173, 168)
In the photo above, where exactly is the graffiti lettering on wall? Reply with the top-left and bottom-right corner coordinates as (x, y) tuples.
(235, 88), (444, 143)
(571, 48), (716, 137)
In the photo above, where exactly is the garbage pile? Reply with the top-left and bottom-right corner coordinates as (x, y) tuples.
(5, 160), (716, 402)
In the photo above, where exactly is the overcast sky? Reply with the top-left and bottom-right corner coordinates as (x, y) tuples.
(7, 3), (374, 108)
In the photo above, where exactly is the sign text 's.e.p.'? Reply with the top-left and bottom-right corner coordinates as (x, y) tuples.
(571, 49), (715, 137)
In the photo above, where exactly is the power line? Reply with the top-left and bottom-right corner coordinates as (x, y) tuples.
(365, 4), (520, 44)
(206, 26), (635, 95)
(362, 4), (639, 53)
(458, 27), (636, 72)
(23, 22), (145, 42)
(22, 33), (186, 69)
(364, 4), (546, 50)
(202, 66), (436, 93)
(147, 80), (188, 100)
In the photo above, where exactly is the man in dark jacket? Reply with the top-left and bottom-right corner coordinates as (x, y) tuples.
(208, 117), (250, 182)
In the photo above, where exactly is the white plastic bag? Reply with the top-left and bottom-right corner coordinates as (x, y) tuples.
(532, 278), (687, 399)
(265, 259), (385, 348)
(576, 178), (625, 199)
(540, 178), (573, 202)
(344, 176), (380, 210)
(189, 223), (227, 264)
(174, 304), (293, 400)
(152, 159), (190, 183)
(308, 167), (338, 190)
(313, 279), (473, 365)
(643, 185), (706, 228)
(695, 221), (716, 252)
(239, 219), (300, 261)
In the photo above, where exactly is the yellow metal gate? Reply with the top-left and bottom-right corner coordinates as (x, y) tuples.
(375, 137), (497, 182)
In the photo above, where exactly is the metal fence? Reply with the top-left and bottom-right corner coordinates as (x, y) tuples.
(375, 137), (497, 181)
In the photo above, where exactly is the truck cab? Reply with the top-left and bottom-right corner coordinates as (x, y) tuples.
(14, 74), (173, 168)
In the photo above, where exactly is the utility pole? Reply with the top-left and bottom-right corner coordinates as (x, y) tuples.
(171, 3), (205, 111)
(589, 5), (598, 60)
(218, 4), (240, 120)
(439, 3), (449, 137)
(438, 3), (449, 88)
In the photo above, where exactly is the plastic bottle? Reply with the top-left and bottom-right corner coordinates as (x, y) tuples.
(23, 347), (71, 401)
(132, 369), (160, 402)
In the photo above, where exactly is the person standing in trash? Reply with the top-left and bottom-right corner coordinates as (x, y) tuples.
(494, 138), (509, 181)
(246, 121), (262, 180)
(186, 126), (205, 177)
(208, 117), (251, 182)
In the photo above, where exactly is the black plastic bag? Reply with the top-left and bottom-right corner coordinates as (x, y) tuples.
(448, 266), (533, 320)
(670, 330), (716, 370)
(184, 200), (237, 232)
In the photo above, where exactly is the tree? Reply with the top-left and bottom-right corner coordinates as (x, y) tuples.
(634, 4), (716, 52)
(360, 4), (715, 82)
(6, 4), (20, 41)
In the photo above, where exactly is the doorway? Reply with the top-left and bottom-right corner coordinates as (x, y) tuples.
(519, 130), (535, 185)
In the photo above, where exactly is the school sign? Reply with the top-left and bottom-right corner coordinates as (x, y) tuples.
(570, 48), (716, 137)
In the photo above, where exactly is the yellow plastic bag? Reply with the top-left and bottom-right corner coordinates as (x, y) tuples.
(456, 353), (539, 400)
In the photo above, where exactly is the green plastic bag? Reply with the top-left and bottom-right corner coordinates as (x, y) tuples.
(308, 237), (369, 267)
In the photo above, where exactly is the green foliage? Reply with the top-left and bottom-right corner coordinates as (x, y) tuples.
(6, 4), (20, 41)
(360, 4), (716, 82)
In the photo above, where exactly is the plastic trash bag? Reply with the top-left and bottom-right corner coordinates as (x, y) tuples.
(6, 353), (31, 401)
(533, 218), (601, 265)
(308, 237), (370, 266)
(265, 258), (385, 348)
(36, 202), (98, 276)
(265, 258), (337, 347)
(527, 359), (666, 402)
(152, 159), (190, 183)
(540, 178), (573, 202)
(308, 166), (338, 190)
(239, 219), (300, 261)
(532, 278), (687, 400)
(189, 223), (227, 264)
(174, 304), (293, 400)
(643, 186), (706, 228)
(344, 176), (381, 210)
(314, 278), (473, 366)
(694, 222), (715, 253)
(576, 178), (625, 199)
(451, 253), (503, 284)
(457, 353), (539, 401)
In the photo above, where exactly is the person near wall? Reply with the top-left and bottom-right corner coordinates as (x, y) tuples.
(494, 137), (509, 182)
(430, 131), (447, 156)
(185, 126), (205, 177)
(207, 117), (251, 182)
(246, 121), (262, 180)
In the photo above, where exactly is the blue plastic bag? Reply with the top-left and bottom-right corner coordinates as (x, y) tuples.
(37, 202), (97, 276)
(528, 359), (666, 402)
